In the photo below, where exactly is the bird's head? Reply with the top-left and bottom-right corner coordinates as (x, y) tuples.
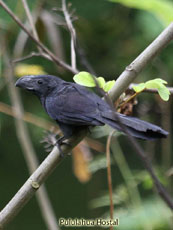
(15, 75), (62, 97)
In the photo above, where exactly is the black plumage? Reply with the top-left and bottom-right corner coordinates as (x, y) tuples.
(15, 75), (168, 141)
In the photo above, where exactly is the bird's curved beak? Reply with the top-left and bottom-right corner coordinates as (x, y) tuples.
(15, 75), (35, 91)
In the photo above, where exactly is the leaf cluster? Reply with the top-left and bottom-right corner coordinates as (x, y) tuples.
(133, 78), (170, 101)
(73, 71), (115, 92)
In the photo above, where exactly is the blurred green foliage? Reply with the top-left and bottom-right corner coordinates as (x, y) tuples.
(110, 0), (173, 25)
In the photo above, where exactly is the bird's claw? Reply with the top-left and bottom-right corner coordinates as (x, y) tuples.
(41, 131), (58, 152)
(41, 131), (71, 157)
(56, 137), (72, 158)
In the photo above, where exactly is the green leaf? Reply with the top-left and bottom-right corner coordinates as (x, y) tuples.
(103, 80), (116, 92)
(97, 77), (106, 88)
(158, 86), (170, 101)
(73, 71), (96, 87)
(132, 78), (170, 101)
(145, 79), (170, 101)
(145, 78), (168, 89)
(109, 0), (173, 25)
(132, 83), (146, 93)
(151, 78), (167, 84)
(74, 72), (115, 92)
(145, 80), (161, 89)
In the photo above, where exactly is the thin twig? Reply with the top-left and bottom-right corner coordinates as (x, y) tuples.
(118, 91), (140, 108)
(62, 0), (76, 69)
(106, 131), (114, 229)
(0, 0), (78, 74)
(21, 0), (39, 41)
(13, 51), (52, 63)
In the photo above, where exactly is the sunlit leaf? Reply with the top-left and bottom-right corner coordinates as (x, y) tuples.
(73, 71), (96, 87)
(132, 83), (146, 93)
(133, 78), (170, 101)
(151, 78), (167, 84)
(145, 79), (161, 89)
(97, 76), (106, 88)
(74, 72), (115, 92)
(145, 78), (167, 89)
(158, 86), (170, 101)
(104, 80), (116, 92)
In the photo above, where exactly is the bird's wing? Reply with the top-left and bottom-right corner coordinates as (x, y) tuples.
(45, 84), (106, 126)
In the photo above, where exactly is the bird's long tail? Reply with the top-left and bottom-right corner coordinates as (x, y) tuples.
(100, 111), (168, 140)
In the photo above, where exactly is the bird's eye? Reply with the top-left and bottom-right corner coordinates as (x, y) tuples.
(37, 80), (43, 85)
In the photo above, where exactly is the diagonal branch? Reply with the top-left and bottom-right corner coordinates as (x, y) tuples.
(13, 52), (52, 63)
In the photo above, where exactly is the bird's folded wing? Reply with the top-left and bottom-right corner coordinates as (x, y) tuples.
(45, 85), (105, 126)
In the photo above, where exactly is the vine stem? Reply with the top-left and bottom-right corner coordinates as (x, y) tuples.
(106, 131), (115, 230)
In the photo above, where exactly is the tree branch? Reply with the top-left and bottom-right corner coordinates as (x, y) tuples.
(13, 52), (52, 63)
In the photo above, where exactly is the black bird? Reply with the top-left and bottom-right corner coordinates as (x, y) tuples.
(15, 75), (168, 144)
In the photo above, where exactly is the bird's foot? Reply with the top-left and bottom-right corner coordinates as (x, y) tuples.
(41, 131), (71, 157)
(56, 136), (72, 158)
(41, 131), (58, 152)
